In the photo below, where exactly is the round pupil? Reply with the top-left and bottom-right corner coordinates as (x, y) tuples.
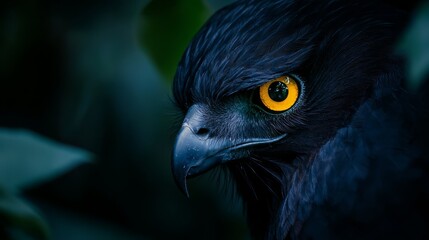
(268, 81), (288, 102)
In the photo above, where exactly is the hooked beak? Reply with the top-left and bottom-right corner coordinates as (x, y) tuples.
(172, 105), (287, 197)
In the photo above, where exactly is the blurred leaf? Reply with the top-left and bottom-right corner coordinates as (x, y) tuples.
(0, 187), (50, 240)
(397, 1), (429, 90)
(139, 0), (210, 82)
(0, 128), (93, 192)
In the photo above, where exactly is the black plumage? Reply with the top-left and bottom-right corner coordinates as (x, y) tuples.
(171, 0), (429, 239)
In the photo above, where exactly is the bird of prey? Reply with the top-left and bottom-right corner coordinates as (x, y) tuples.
(171, 0), (429, 239)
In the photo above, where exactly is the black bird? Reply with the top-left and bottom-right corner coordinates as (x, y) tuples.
(171, 0), (429, 239)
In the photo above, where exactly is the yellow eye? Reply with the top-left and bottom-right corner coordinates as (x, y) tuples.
(259, 76), (300, 112)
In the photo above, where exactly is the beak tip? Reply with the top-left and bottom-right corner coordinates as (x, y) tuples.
(175, 177), (190, 198)
(179, 177), (190, 198)
(172, 164), (191, 198)
(184, 184), (190, 199)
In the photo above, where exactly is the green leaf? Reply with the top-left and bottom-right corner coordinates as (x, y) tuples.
(0, 128), (93, 192)
(139, 0), (211, 82)
(0, 187), (50, 239)
(397, 1), (429, 90)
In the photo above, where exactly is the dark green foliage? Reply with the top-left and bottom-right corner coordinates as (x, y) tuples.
(0, 129), (92, 239)
(140, 0), (210, 81)
(398, 1), (429, 89)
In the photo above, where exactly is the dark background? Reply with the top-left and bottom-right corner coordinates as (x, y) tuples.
(1, 0), (246, 239)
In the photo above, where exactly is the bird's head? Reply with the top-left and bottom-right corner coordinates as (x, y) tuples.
(171, 0), (402, 237)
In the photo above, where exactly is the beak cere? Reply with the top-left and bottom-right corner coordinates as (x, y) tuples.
(172, 104), (288, 197)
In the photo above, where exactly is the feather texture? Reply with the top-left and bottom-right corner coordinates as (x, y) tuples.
(172, 0), (428, 239)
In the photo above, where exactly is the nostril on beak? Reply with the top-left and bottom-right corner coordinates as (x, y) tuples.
(196, 127), (210, 136)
